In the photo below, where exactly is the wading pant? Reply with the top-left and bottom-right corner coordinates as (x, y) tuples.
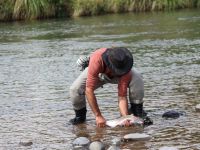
(70, 68), (144, 110)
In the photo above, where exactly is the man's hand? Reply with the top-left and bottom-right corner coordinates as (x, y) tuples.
(123, 119), (131, 127)
(96, 115), (106, 128)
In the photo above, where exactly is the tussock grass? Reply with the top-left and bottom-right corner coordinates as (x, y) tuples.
(13, 0), (53, 20)
(72, 0), (199, 16)
(0, 0), (15, 21)
(0, 0), (199, 21)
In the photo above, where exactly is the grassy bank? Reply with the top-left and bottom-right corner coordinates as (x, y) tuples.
(0, 0), (200, 21)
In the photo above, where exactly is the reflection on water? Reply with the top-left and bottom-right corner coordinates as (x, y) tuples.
(0, 9), (200, 149)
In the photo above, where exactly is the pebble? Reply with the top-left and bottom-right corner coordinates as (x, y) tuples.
(73, 137), (90, 146)
(89, 141), (105, 150)
(19, 141), (33, 146)
(123, 133), (151, 141)
(159, 146), (179, 150)
(195, 104), (200, 112)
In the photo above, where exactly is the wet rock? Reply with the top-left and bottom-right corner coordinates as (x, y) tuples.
(89, 141), (105, 150)
(19, 141), (33, 146)
(162, 110), (183, 119)
(195, 104), (200, 112)
(107, 137), (121, 150)
(123, 133), (151, 141)
(111, 138), (121, 146)
(73, 145), (88, 150)
(159, 146), (179, 150)
(73, 137), (90, 146)
(107, 145), (120, 150)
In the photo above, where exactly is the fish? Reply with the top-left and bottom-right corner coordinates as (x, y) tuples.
(106, 115), (144, 128)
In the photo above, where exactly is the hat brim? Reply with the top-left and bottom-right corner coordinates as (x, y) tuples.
(102, 49), (133, 76)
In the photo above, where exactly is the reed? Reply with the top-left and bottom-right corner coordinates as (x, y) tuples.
(0, 0), (15, 21)
(0, 0), (199, 21)
(13, 0), (54, 20)
(72, 0), (198, 16)
(73, 0), (105, 16)
(152, 0), (195, 10)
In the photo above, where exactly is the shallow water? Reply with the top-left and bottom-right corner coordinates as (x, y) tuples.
(0, 9), (200, 150)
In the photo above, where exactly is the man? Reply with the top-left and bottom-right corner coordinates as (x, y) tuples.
(69, 47), (146, 127)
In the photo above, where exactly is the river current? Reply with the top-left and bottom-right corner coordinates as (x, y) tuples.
(0, 9), (200, 149)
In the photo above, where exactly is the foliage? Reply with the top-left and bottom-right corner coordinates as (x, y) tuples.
(72, 0), (199, 16)
(48, 0), (72, 17)
(0, 0), (15, 21)
(0, 0), (199, 21)
(73, 0), (105, 16)
(13, 0), (54, 20)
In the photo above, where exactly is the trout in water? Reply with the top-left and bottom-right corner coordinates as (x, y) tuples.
(106, 115), (144, 128)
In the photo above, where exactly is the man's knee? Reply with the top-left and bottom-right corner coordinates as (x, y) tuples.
(129, 89), (144, 104)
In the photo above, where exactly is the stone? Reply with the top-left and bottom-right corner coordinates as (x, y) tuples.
(111, 138), (121, 146)
(123, 133), (151, 141)
(89, 141), (105, 150)
(107, 145), (120, 150)
(73, 137), (90, 146)
(195, 104), (200, 112)
(162, 110), (183, 119)
(19, 141), (33, 146)
(159, 146), (179, 150)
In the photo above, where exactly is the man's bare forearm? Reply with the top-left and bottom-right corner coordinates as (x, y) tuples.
(118, 96), (129, 116)
(85, 87), (102, 117)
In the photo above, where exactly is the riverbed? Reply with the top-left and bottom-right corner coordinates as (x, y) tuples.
(0, 9), (200, 149)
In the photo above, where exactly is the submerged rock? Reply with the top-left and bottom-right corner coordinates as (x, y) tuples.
(111, 138), (121, 146)
(19, 141), (33, 146)
(89, 141), (105, 150)
(123, 133), (151, 141)
(195, 104), (200, 112)
(107, 145), (120, 150)
(73, 137), (90, 146)
(159, 146), (179, 150)
(162, 110), (184, 119)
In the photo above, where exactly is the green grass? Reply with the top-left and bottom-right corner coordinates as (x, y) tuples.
(0, 0), (199, 21)
(13, 0), (54, 20)
(72, 0), (199, 16)
(0, 0), (15, 21)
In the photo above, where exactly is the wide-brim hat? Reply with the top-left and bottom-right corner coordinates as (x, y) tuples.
(102, 47), (133, 76)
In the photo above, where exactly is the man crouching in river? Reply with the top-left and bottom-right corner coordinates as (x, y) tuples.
(69, 47), (146, 127)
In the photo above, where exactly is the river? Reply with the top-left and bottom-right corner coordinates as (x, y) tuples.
(0, 9), (200, 150)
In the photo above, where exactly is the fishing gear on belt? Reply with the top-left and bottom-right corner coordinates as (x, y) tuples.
(76, 55), (111, 83)
(76, 55), (90, 71)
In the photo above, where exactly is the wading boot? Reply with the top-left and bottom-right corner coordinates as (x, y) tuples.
(130, 103), (153, 126)
(70, 107), (87, 125)
(130, 103), (147, 118)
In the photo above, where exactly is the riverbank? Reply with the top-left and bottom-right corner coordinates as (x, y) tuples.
(0, 0), (200, 21)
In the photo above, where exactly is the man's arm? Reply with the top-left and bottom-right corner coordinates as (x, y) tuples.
(118, 96), (131, 126)
(85, 87), (106, 127)
(118, 96), (129, 116)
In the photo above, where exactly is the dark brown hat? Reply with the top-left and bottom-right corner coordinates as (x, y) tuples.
(102, 47), (133, 76)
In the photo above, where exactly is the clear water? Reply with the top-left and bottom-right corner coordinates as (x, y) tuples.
(0, 9), (200, 150)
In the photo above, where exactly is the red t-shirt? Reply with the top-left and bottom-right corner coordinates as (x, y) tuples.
(86, 48), (132, 97)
